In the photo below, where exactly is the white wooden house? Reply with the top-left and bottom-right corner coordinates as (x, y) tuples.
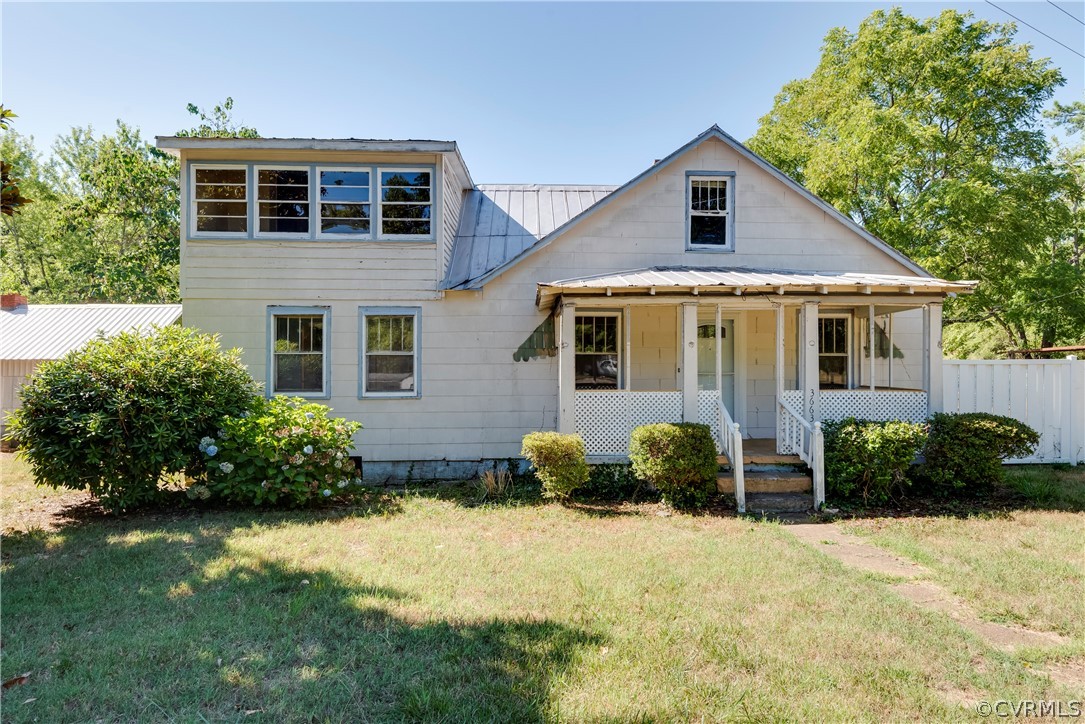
(156, 126), (974, 509)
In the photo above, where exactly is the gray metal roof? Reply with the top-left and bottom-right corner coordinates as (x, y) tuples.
(0, 304), (182, 360)
(536, 266), (976, 308)
(442, 184), (618, 290)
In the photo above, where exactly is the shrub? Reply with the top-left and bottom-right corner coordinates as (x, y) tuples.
(629, 423), (717, 510)
(192, 396), (362, 506)
(921, 412), (1039, 493)
(823, 417), (927, 504)
(7, 326), (257, 512)
(577, 463), (643, 501)
(520, 432), (589, 500)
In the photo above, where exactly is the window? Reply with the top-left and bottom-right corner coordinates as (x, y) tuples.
(319, 168), (371, 236)
(360, 308), (420, 397)
(380, 169), (431, 236)
(269, 308), (329, 397)
(575, 314), (620, 389)
(257, 167), (310, 235)
(687, 172), (734, 250)
(193, 166), (247, 234)
(818, 316), (850, 389)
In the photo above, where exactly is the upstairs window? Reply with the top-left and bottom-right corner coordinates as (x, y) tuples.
(319, 168), (371, 236)
(687, 173), (734, 251)
(193, 166), (247, 234)
(574, 314), (620, 389)
(257, 167), (310, 235)
(380, 170), (432, 237)
(818, 316), (850, 389)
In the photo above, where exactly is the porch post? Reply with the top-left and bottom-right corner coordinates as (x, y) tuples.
(681, 302), (698, 423)
(802, 301), (820, 422)
(927, 302), (944, 415)
(558, 301), (576, 434)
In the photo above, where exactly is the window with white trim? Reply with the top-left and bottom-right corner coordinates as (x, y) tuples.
(818, 316), (850, 389)
(688, 175), (731, 248)
(318, 168), (371, 236)
(361, 309), (420, 397)
(575, 314), (620, 390)
(271, 311), (328, 396)
(379, 169), (431, 236)
(257, 167), (310, 235)
(193, 166), (248, 234)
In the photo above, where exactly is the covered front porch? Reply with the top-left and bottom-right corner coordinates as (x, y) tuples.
(540, 267), (974, 511)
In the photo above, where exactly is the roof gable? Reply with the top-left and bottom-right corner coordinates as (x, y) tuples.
(442, 125), (927, 290)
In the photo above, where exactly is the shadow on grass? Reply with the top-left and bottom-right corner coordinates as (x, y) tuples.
(1, 520), (602, 722)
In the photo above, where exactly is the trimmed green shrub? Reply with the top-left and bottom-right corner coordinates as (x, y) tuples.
(629, 423), (717, 510)
(823, 417), (927, 504)
(190, 396), (362, 506)
(520, 432), (589, 500)
(921, 412), (1039, 493)
(7, 326), (257, 512)
(578, 463), (643, 501)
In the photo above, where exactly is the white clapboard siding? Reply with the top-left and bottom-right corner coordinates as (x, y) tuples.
(943, 358), (1085, 464)
(0, 359), (41, 437)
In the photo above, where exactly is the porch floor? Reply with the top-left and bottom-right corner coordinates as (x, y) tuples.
(718, 438), (803, 467)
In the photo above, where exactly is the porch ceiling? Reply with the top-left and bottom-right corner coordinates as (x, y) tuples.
(536, 266), (976, 309)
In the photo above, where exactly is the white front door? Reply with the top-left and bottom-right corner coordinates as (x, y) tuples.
(697, 320), (736, 415)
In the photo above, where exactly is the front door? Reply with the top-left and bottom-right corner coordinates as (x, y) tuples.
(697, 319), (735, 415)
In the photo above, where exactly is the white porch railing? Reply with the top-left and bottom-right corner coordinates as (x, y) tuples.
(780, 389), (929, 423)
(717, 397), (745, 513)
(575, 390), (682, 456)
(777, 396), (825, 509)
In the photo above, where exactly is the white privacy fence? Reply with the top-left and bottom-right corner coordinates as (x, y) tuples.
(943, 358), (1085, 464)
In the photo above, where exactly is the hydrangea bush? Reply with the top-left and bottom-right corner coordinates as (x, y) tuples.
(188, 396), (363, 506)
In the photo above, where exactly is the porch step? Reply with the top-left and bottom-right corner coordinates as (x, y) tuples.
(745, 493), (814, 515)
(717, 471), (811, 494)
(717, 452), (804, 467)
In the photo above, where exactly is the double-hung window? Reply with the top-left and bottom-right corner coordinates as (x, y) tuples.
(379, 169), (432, 237)
(687, 173), (734, 250)
(257, 167), (310, 236)
(360, 308), (420, 397)
(269, 307), (330, 397)
(193, 166), (248, 234)
(818, 316), (850, 389)
(574, 314), (620, 390)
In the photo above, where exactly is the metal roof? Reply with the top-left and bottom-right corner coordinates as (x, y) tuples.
(442, 184), (618, 290)
(536, 266), (976, 308)
(0, 304), (182, 360)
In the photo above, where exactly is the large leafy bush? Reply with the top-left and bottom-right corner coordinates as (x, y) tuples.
(7, 326), (256, 511)
(823, 418), (927, 504)
(921, 412), (1039, 493)
(190, 396), (362, 506)
(578, 463), (643, 501)
(629, 423), (717, 510)
(520, 432), (589, 500)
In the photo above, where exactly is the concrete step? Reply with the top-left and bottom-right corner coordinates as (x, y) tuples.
(745, 493), (814, 514)
(718, 452), (804, 467)
(717, 471), (811, 494)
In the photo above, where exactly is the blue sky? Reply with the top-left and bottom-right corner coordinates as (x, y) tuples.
(3, 2), (1083, 184)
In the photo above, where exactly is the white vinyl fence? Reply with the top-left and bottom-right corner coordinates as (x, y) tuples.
(943, 358), (1085, 464)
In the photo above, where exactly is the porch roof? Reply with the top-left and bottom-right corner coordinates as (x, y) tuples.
(536, 266), (976, 309)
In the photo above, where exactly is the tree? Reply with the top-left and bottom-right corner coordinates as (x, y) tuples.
(1, 106), (33, 216)
(748, 9), (1081, 354)
(175, 96), (259, 139)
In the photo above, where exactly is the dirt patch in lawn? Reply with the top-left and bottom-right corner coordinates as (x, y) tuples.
(788, 523), (926, 578)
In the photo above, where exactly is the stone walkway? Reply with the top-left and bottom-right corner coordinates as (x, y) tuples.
(786, 523), (1079, 688)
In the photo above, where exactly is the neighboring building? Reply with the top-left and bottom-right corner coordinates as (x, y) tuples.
(0, 296), (182, 442)
(155, 126), (973, 508)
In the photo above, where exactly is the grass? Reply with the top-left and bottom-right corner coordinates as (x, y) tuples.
(2, 454), (1081, 722)
(844, 466), (1085, 655)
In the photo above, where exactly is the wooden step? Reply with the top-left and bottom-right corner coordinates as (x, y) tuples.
(717, 471), (812, 494)
(745, 493), (814, 514)
(717, 452), (804, 467)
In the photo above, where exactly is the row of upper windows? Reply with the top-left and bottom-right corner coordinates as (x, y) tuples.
(191, 164), (434, 240)
(269, 306), (421, 399)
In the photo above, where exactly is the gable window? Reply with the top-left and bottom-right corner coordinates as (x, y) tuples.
(193, 166), (248, 234)
(687, 173), (734, 251)
(269, 307), (329, 397)
(360, 307), (420, 398)
(257, 167), (310, 235)
(818, 316), (850, 389)
(380, 170), (431, 237)
(319, 168), (371, 236)
(575, 314), (620, 389)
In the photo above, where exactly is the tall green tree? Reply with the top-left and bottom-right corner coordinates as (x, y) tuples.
(748, 9), (1081, 355)
(1, 106), (34, 216)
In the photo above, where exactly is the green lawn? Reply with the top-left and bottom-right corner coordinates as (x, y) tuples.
(1, 454), (1080, 722)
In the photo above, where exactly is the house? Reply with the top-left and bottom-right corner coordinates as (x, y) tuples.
(0, 296), (183, 444)
(155, 126), (974, 510)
